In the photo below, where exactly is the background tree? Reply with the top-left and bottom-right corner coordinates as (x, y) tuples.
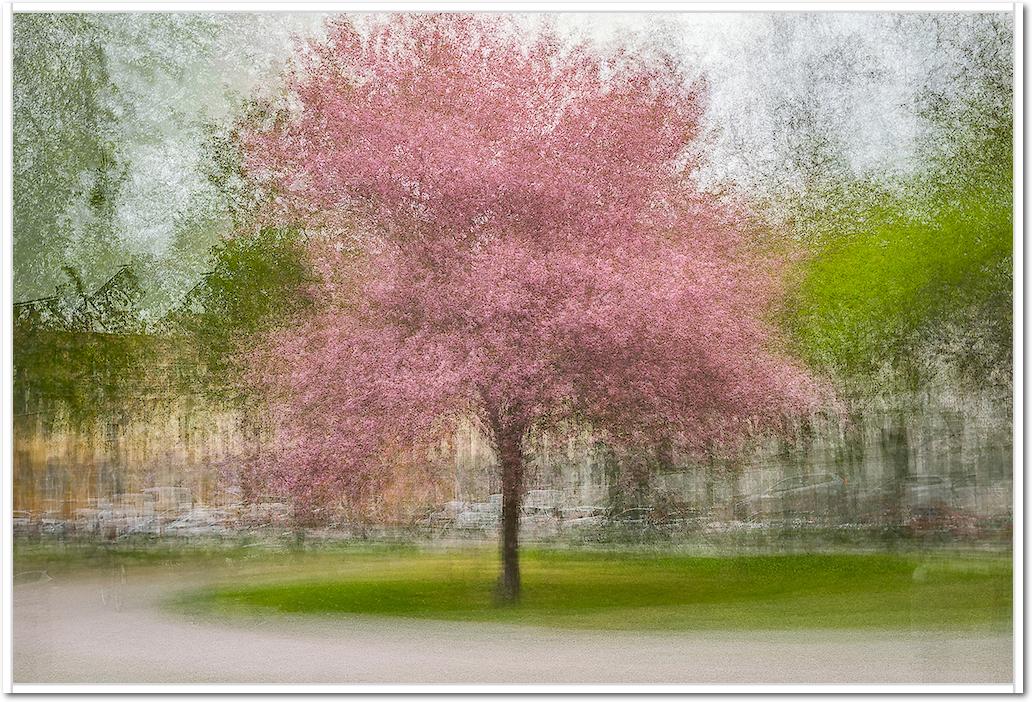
(163, 227), (315, 400)
(13, 14), (129, 300)
(242, 15), (823, 602)
(783, 13), (1012, 391)
(13, 265), (155, 429)
(13, 12), (323, 312)
(159, 227), (316, 509)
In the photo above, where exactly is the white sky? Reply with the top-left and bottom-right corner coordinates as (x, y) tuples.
(61, 11), (1018, 259)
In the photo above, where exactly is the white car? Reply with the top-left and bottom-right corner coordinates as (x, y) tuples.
(165, 508), (234, 536)
(12, 511), (33, 534)
(455, 510), (499, 530)
(40, 515), (67, 535)
(901, 475), (952, 508)
(442, 500), (470, 514)
(524, 489), (564, 513)
(742, 473), (847, 519)
(520, 511), (560, 537)
(559, 506), (606, 530)
(121, 516), (161, 536)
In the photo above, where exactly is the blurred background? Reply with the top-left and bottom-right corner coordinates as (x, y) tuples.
(12, 10), (1013, 552)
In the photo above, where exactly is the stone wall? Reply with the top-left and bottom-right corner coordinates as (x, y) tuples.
(13, 384), (1013, 522)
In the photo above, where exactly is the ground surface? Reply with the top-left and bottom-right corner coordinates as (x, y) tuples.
(177, 549), (1013, 631)
(12, 543), (1015, 684)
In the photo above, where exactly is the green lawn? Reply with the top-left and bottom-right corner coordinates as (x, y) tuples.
(174, 549), (1012, 631)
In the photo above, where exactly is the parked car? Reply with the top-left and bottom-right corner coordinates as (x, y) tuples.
(901, 475), (952, 508)
(450, 501), (497, 529)
(654, 507), (708, 532)
(442, 500), (470, 514)
(12, 511), (34, 535)
(741, 473), (847, 520)
(121, 516), (162, 536)
(39, 513), (68, 536)
(165, 508), (234, 537)
(419, 508), (456, 531)
(417, 500), (474, 533)
(523, 489), (564, 515)
(520, 511), (560, 538)
(858, 474), (952, 523)
(455, 509), (499, 531)
(606, 507), (655, 528)
(559, 506), (606, 530)
(242, 497), (291, 527)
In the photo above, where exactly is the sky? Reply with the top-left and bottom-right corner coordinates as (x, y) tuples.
(12, 10), (1013, 308)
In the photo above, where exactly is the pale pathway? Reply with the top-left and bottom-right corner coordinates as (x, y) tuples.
(13, 574), (1012, 684)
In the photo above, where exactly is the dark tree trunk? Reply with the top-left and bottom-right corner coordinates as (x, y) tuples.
(496, 425), (525, 604)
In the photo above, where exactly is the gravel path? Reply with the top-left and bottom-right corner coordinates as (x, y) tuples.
(13, 572), (1013, 685)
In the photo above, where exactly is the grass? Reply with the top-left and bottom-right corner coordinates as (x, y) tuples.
(172, 548), (1012, 632)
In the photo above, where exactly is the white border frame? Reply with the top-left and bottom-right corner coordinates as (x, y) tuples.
(1, 1), (1023, 695)
(3, 0), (13, 696)
(3, 1), (1021, 10)
(1013, 1), (1024, 694)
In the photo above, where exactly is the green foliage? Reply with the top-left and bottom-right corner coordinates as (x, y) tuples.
(13, 14), (242, 313)
(786, 180), (1011, 386)
(164, 228), (316, 400)
(175, 549), (1011, 631)
(784, 18), (1013, 390)
(13, 266), (159, 427)
(12, 14), (133, 301)
(12, 227), (316, 424)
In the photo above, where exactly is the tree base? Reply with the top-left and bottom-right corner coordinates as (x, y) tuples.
(494, 577), (520, 606)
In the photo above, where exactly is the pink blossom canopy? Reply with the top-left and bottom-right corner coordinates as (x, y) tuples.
(242, 15), (824, 500)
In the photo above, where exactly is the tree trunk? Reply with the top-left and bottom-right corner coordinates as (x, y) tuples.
(496, 427), (524, 604)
